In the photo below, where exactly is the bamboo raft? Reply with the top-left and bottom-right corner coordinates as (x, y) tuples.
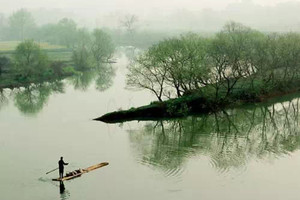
(52, 162), (109, 181)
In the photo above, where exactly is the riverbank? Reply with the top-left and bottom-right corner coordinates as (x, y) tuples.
(0, 72), (72, 89)
(95, 83), (300, 123)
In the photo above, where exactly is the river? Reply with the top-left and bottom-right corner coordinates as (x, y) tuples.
(1, 51), (300, 200)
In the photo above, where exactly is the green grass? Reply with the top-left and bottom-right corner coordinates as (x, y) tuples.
(0, 41), (66, 51)
(0, 51), (72, 62)
(0, 41), (72, 62)
(97, 76), (300, 123)
(47, 51), (72, 62)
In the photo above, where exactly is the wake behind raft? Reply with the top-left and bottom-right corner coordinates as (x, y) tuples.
(52, 162), (109, 181)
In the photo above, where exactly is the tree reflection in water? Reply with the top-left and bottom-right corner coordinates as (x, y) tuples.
(0, 88), (9, 110)
(68, 64), (115, 92)
(69, 70), (96, 91)
(14, 81), (65, 115)
(95, 65), (115, 91)
(128, 97), (300, 174)
(0, 63), (115, 115)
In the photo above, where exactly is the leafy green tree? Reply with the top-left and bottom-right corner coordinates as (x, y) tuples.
(0, 56), (10, 75)
(71, 28), (115, 70)
(127, 52), (167, 101)
(127, 34), (209, 101)
(56, 18), (78, 47)
(8, 9), (36, 40)
(207, 22), (265, 98)
(75, 28), (92, 47)
(14, 40), (49, 77)
(72, 45), (92, 70)
(50, 61), (66, 77)
(91, 29), (115, 64)
(36, 23), (60, 44)
(35, 18), (80, 47)
(163, 34), (210, 96)
(71, 28), (93, 70)
(127, 21), (300, 102)
(267, 33), (300, 83)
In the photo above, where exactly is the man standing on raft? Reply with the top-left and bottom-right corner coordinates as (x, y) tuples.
(58, 157), (69, 178)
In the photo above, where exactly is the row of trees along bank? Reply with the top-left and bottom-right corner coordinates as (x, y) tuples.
(0, 29), (114, 87)
(0, 9), (116, 50)
(127, 22), (300, 103)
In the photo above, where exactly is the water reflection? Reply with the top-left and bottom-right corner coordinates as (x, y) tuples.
(14, 81), (64, 115)
(129, 97), (300, 175)
(59, 181), (70, 200)
(69, 71), (96, 91)
(115, 46), (140, 62)
(0, 88), (9, 110)
(95, 65), (115, 91)
(59, 181), (65, 194)
(0, 64), (115, 115)
(68, 64), (115, 92)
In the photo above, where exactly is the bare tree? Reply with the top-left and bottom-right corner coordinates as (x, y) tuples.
(120, 15), (138, 34)
(126, 53), (167, 102)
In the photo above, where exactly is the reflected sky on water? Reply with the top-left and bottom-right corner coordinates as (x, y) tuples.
(1, 51), (300, 200)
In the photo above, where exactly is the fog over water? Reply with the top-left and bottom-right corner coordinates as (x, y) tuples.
(1, 0), (300, 31)
(2, 0), (300, 199)
(0, 0), (295, 12)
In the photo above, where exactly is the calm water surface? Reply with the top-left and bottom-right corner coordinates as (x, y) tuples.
(1, 52), (300, 200)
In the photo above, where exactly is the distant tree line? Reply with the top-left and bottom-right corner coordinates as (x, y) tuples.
(0, 9), (36, 41)
(0, 10), (175, 49)
(0, 9), (115, 83)
(127, 22), (300, 102)
(72, 29), (115, 70)
(0, 38), (114, 89)
(0, 9), (114, 51)
(0, 38), (114, 85)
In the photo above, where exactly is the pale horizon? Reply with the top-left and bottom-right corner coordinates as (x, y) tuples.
(0, 0), (299, 14)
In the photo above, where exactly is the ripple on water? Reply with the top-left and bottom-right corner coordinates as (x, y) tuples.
(38, 177), (70, 200)
(164, 167), (185, 178)
(60, 190), (71, 200)
(38, 177), (52, 183)
(136, 146), (195, 179)
(208, 151), (248, 174)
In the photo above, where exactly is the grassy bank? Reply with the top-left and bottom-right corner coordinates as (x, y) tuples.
(0, 41), (74, 88)
(95, 79), (300, 123)
(0, 70), (76, 89)
(0, 41), (66, 51)
(0, 41), (72, 61)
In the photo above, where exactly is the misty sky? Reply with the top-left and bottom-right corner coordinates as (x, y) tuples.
(1, 0), (300, 32)
(0, 0), (298, 14)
